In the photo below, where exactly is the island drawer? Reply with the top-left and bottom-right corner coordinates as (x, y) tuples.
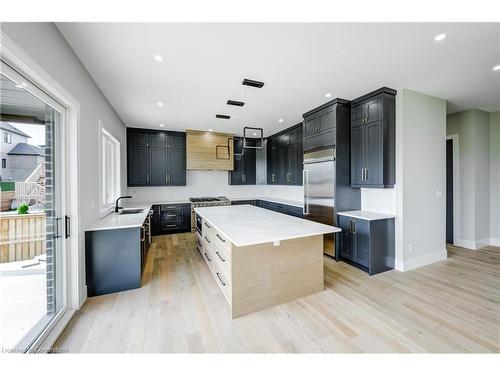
(202, 244), (214, 270)
(196, 232), (204, 254)
(213, 263), (231, 303)
(212, 229), (230, 251)
(213, 243), (231, 275)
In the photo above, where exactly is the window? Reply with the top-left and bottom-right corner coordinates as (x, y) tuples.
(1, 158), (6, 168)
(100, 123), (121, 214)
(4, 132), (11, 144)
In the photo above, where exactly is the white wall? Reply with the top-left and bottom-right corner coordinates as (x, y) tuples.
(1, 23), (127, 305)
(446, 109), (493, 249)
(490, 111), (500, 245)
(394, 89), (447, 271)
(128, 170), (303, 203)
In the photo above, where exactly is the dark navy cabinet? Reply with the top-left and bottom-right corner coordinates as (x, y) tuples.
(338, 213), (395, 275)
(350, 87), (396, 188)
(267, 124), (303, 186)
(152, 203), (191, 235)
(127, 128), (186, 187)
(229, 137), (256, 185)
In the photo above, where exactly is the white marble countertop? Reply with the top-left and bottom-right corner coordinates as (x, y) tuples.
(85, 204), (153, 231)
(337, 210), (396, 221)
(194, 204), (339, 247)
(229, 197), (303, 208)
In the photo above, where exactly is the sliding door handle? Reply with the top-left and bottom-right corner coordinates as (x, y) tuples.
(54, 217), (62, 239)
(65, 215), (71, 238)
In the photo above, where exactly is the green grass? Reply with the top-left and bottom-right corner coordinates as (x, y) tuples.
(0, 181), (15, 192)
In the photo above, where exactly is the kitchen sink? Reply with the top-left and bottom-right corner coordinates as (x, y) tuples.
(118, 209), (143, 215)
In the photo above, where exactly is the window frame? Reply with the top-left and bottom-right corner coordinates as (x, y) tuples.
(1, 158), (6, 168)
(99, 122), (121, 216)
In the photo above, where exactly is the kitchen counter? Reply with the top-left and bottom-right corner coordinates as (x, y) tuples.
(194, 204), (338, 247)
(85, 204), (153, 231)
(195, 204), (334, 318)
(229, 197), (303, 208)
(337, 210), (396, 221)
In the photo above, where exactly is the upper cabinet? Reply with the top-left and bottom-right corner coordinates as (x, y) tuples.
(350, 87), (396, 188)
(267, 124), (303, 186)
(186, 130), (234, 171)
(229, 137), (256, 185)
(127, 128), (186, 187)
(302, 99), (350, 153)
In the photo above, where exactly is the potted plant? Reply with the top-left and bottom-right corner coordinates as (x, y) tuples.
(17, 203), (29, 215)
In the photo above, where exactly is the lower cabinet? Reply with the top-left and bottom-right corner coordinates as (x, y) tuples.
(337, 214), (395, 275)
(152, 203), (191, 235)
(258, 200), (303, 218)
(231, 199), (257, 206)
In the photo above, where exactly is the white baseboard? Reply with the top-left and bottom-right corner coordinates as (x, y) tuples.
(396, 249), (448, 272)
(455, 238), (477, 249)
(489, 238), (500, 247)
(454, 238), (499, 250)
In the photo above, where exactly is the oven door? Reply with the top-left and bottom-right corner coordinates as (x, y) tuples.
(196, 213), (203, 234)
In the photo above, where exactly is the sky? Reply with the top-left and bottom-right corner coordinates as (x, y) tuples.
(10, 122), (46, 147)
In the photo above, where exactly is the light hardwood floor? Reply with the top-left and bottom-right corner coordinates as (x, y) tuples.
(54, 234), (500, 353)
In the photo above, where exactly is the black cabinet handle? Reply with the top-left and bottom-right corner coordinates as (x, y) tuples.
(216, 251), (226, 262)
(204, 222), (211, 229)
(216, 272), (226, 286)
(166, 214), (177, 218)
(166, 224), (177, 228)
(216, 233), (226, 243)
(204, 252), (212, 262)
(204, 235), (211, 243)
(65, 215), (71, 239)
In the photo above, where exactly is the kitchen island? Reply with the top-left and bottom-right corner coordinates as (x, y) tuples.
(194, 204), (340, 318)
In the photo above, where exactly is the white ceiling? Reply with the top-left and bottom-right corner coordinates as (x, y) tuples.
(57, 23), (500, 136)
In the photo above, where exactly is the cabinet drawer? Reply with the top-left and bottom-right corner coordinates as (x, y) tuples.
(303, 128), (336, 152)
(212, 229), (230, 251)
(161, 204), (182, 212)
(213, 263), (231, 303)
(213, 243), (231, 275)
(196, 232), (204, 254)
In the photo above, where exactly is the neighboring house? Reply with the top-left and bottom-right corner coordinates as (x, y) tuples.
(0, 121), (43, 182)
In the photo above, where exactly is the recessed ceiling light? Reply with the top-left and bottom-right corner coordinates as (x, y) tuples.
(434, 33), (447, 42)
(157, 102), (164, 107)
(325, 93), (332, 98)
(154, 55), (163, 62)
(159, 124), (164, 127)
(208, 128), (213, 132)
(493, 65), (500, 71)
(253, 132), (257, 136)
(278, 118), (284, 123)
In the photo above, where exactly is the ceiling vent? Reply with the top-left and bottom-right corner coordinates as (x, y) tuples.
(227, 100), (245, 107)
(216, 114), (231, 119)
(242, 79), (264, 88)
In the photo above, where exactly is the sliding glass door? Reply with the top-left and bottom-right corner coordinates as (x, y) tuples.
(0, 60), (68, 352)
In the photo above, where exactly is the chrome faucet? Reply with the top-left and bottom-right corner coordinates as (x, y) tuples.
(115, 196), (132, 213)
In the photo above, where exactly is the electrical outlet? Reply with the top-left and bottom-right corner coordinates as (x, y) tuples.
(436, 190), (443, 198)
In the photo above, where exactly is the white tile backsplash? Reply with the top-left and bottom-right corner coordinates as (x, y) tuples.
(127, 170), (304, 203)
(360, 187), (397, 215)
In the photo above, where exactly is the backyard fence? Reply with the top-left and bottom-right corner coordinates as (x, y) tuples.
(0, 212), (46, 263)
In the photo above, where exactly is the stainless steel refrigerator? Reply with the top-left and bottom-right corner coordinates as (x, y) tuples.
(302, 100), (361, 258)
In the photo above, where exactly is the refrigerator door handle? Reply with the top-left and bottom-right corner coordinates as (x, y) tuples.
(303, 169), (309, 215)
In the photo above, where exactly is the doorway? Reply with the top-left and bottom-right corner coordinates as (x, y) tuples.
(446, 138), (454, 244)
(0, 60), (68, 352)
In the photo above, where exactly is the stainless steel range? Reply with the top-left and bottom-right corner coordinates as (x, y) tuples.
(190, 196), (230, 231)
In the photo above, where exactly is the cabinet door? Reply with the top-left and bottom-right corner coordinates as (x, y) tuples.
(149, 132), (166, 148)
(128, 147), (149, 185)
(230, 154), (244, 184)
(365, 98), (382, 124)
(351, 104), (365, 127)
(350, 126), (365, 186)
(168, 148), (186, 185)
(318, 107), (335, 133)
(365, 122), (383, 186)
(286, 144), (300, 185)
(338, 216), (353, 260)
(303, 116), (319, 136)
(149, 148), (168, 185)
(353, 219), (369, 267)
(167, 133), (186, 149)
(128, 131), (149, 147)
(182, 204), (192, 231)
(152, 205), (161, 236)
(243, 149), (256, 184)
